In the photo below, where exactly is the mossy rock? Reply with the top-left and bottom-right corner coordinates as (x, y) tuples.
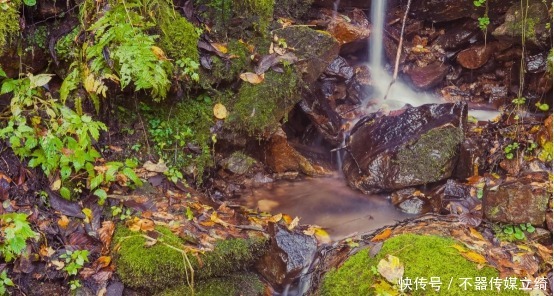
(320, 234), (525, 296)
(208, 40), (252, 82)
(278, 26), (339, 83)
(224, 66), (301, 136)
(0, 0), (21, 53)
(113, 225), (268, 292)
(158, 272), (265, 296)
(159, 13), (199, 62)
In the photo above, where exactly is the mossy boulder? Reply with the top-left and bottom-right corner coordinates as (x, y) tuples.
(278, 26), (340, 83)
(224, 66), (301, 136)
(320, 234), (524, 295)
(112, 225), (268, 292)
(158, 272), (265, 296)
(343, 103), (467, 194)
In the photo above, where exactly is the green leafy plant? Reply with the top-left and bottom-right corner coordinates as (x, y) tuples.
(502, 223), (535, 240)
(176, 58), (200, 82)
(512, 96), (526, 105)
(473, 0), (489, 31)
(503, 142), (520, 159)
(0, 213), (38, 262)
(165, 167), (184, 184)
(535, 102), (550, 111)
(59, 249), (89, 276)
(111, 206), (133, 221)
(69, 279), (81, 291)
(0, 271), (14, 295)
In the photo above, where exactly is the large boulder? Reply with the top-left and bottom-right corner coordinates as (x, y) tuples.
(343, 103), (467, 194)
(311, 8), (370, 54)
(483, 173), (550, 225)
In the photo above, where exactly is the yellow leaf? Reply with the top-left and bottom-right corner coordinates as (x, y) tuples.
(377, 255), (404, 284)
(451, 244), (467, 252)
(305, 226), (331, 244)
(461, 250), (487, 264)
(239, 72), (264, 84)
(50, 178), (62, 191)
(282, 214), (293, 224)
(57, 215), (69, 229)
(151, 46), (168, 61)
(213, 103), (228, 119)
(82, 208), (93, 224)
(371, 228), (392, 242)
(211, 42), (228, 54)
(269, 213), (283, 223)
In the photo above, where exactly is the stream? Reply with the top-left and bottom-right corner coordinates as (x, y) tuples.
(241, 175), (415, 241)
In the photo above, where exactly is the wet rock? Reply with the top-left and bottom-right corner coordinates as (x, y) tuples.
(265, 128), (327, 176)
(483, 173), (550, 225)
(433, 20), (480, 51)
(35, 1), (67, 20)
(525, 52), (548, 73)
(0, 26), (50, 78)
(456, 43), (497, 69)
(411, 0), (515, 23)
(347, 64), (373, 106)
(454, 137), (487, 179)
(546, 210), (553, 232)
(279, 26), (340, 83)
(343, 103), (467, 194)
(492, 1), (551, 49)
(407, 62), (449, 90)
(106, 281), (124, 296)
(312, 0), (370, 9)
(256, 223), (317, 287)
(324, 56), (354, 81)
(314, 9), (370, 54)
(390, 188), (430, 214)
(220, 151), (256, 175)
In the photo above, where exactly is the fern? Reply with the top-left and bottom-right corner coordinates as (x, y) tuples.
(86, 3), (172, 100)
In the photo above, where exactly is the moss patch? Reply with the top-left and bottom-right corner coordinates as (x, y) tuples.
(209, 39), (252, 82)
(233, 0), (274, 33)
(321, 234), (524, 296)
(113, 225), (268, 292)
(159, 12), (199, 62)
(158, 272), (265, 296)
(225, 66), (300, 136)
(396, 125), (463, 184)
(0, 0), (21, 53)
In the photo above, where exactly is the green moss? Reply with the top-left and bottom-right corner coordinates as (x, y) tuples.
(158, 272), (265, 296)
(321, 234), (524, 296)
(209, 40), (252, 82)
(145, 94), (215, 183)
(0, 0), (21, 53)
(113, 225), (268, 292)
(232, 0), (274, 33)
(396, 125), (463, 184)
(159, 13), (200, 62)
(27, 25), (48, 50)
(226, 65), (300, 136)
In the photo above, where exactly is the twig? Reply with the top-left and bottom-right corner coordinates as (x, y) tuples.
(383, 0), (413, 100)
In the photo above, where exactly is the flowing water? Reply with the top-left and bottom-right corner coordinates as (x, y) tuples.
(241, 175), (415, 241)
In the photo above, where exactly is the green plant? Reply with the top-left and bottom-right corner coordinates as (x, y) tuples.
(504, 142), (520, 159)
(0, 271), (14, 295)
(535, 102), (550, 111)
(59, 249), (89, 276)
(176, 58), (200, 82)
(69, 279), (81, 291)
(165, 167), (184, 184)
(0, 0), (21, 52)
(0, 213), (38, 262)
(111, 206), (133, 221)
(502, 223), (535, 240)
(512, 96), (526, 105)
(473, 0), (489, 31)
(85, 1), (173, 101)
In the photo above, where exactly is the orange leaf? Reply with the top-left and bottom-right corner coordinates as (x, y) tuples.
(151, 46), (169, 61)
(461, 250), (487, 264)
(98, 221), (115, 254)
(213, 103), (228, 119)
(239, 72), (264, 84)
(95, 256), (111, 270)
(57, 215), (69, 229)
(128, 217), (155, 232)
(371, 228), (392, 242)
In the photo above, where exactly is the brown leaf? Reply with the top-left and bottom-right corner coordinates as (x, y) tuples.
(239, 72), (264, 84)
(371, 228), (392, 242)
(94, 256), (111, 271)
(98, 221), (115, 254)
(211, 42), (228, 54)
(127, 217), (155, 232)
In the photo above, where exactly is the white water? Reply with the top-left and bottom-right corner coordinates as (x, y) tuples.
(364, 0), (500, 121)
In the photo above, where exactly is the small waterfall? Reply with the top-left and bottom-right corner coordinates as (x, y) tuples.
(364, 0), (438, 113)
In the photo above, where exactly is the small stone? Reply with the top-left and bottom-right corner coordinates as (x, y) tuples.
(456, 43), (497, 70)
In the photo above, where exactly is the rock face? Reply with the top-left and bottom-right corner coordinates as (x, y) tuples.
(456, 43), (497, 70)
(343, 103), (467, 194)
(407, 62), (449, 90)
(314, 8), (370, 54)
(483, 173), (550, 225)
(255, 223), (317, 288)
(279, 26), (340, 83)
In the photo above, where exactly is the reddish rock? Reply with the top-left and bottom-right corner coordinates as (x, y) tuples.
(265, 128), (328, 176)
(433, 19), (480, 50)
(483, 174), (550, 225)
(312, 0), (370, 9)
(314, 8), (370, 54)
(456, 43), (497, 69)
(407, 62), (449, 90)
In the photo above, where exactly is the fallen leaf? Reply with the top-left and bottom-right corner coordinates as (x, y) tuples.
(287, 216), (300, 230)
(269, 213), (283, 223)
(211, 42), (228, 54)
(239, 72), (264, 84)
(82, 208), (93, 223)
(151, 46), (169, 61)
(461, 250), (487, 265)
(377, 255), (404, 284)
(39, 245), (55, 258)
(371, 228), (392, 242)
(127, 217), (155, 232)
(98, 221), (115, 254)
(213, 103), (228, 119)
(308, 226), (331, 244)
(51, 260), (65, 270)
(94, 256), (111, 270)
(143, 160), (168, 173)
(50, 178), (62, 191)
(57, 215), (69, 229)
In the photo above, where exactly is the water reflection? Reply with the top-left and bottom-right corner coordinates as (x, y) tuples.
(241, 175), (416, 241)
